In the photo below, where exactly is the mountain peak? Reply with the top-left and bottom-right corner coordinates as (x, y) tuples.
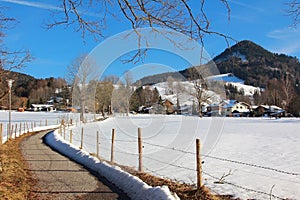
(214, 40), (274, 63)
(214, 40), (300, 87)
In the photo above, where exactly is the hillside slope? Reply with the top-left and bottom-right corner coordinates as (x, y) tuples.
(214, 40), (300, 88)
(137, 40), (300, 89)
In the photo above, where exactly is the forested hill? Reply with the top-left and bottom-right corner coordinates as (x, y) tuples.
(137, 40), (300, 89)
(214, 40), (300, 88)
(0, 70), (67, 107)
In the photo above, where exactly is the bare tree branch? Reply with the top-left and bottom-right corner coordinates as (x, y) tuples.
(48, 0), (235, 45)
(286, 0), (300, 26)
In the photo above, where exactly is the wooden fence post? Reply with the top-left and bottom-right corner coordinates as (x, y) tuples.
(19, 122), (22, 136)
(196, 138), (202, 189)
(23, 122), (25, 134)
(69, 130), (73, 144)
(0, 123), (3, 145)
(80, 127), (84, 149)
(6, 124), (9, 139)
(63, 125), (66, 140)
(26, 123), (29, 133)
(59, 125), (61, 135)
(138, 128), (143, 172)
(15, 124), (18, 138)
(11, 125), (14, 139)
(45, 119), (48, 126)
(111, 128), (115, 162)
(97, 131), (100, 158)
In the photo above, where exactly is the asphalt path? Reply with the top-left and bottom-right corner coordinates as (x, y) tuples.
(21, 130), (130, 200)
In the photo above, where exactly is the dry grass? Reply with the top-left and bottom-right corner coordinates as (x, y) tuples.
(0, 134), (36, 200)
(119, 165), (235, 200)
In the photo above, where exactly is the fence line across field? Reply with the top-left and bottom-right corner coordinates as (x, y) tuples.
(65, 122), (300, 177)
(138, 137), (300, 177)
(63, 124), (204, 189)
(61, 120), (299, 199)
(0, 119), (59, 145)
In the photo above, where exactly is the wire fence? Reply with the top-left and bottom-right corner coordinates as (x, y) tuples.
(0, 119), (59, 145)
(58, 121), (299, 200)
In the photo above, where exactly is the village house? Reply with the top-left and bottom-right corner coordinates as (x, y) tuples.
(30, 104), (55, 112)
(222, 100), (251, 117)
(253, 105), (285, 117)
(206, 103), (223, 116)
(162, 99), (175, 114)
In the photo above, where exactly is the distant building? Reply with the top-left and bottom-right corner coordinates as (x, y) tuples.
(162, 99), (174, 114)
(253, 105), (285, 117)
(206, 103), (223, 116)
(222, 100), (251, 117)
(30, 104), (55, 112)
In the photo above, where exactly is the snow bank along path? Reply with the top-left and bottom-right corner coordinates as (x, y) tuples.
(45, 130), (179, 200)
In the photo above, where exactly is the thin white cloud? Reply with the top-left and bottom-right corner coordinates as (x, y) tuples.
(228, 0), (264, 12)
(267, 28), (300, 56)
(0, 0), (100, 17)
(0, 0), (63, 11)
(276, 43), (300, 55)
(267, 28), (300, 40)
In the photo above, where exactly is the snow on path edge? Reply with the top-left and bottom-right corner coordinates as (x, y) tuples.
(44, 130), (180, 200)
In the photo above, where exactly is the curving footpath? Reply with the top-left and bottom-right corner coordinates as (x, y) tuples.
(21, 130), (130, 200)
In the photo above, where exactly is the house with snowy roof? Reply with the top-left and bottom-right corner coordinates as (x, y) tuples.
(253, 105), (285, 117)
(221, 100), (251, 117)
(30, 104), (55, 112)
(162, 99), (175, 114)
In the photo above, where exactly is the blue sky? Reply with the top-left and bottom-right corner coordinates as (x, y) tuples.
(1, 0), (300, 80)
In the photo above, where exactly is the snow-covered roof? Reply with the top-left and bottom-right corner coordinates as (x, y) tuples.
(258, 105), (284, 111)
(222, 99), (238, 108)
(31, 104), (54, 108)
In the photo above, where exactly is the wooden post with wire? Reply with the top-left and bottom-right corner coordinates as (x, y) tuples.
(138, 128), (143, 172)
(7, 124), (9, 139)
(196, 138), (203, 189)
(19, 122), (22, 136)
(70, 130), (73, 144)
(111, 128), (115, 162)
(96, 131), (100, 158)
(63, 125), (66, 140)
(26, 122), (29, 133)
(80, 127), (84, 149)
(0, 123), (3, 145)
(15, 124), (18, 138)
(11, 125), (14, 138)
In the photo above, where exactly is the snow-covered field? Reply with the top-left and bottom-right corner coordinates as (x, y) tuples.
(65, 115), (300, 200)
(1, 111), (299, 199)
